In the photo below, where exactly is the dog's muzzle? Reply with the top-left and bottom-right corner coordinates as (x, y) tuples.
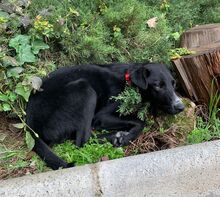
(173, 94), (185, 113)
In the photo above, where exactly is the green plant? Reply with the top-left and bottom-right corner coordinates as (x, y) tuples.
(33, 15), (54, 37)
(0, 145), (30, 171)
(187, 117), (212, 144)
(111, 85), (151, 121)
(187, 82), (220, 144)
(168, 48), (195, 60)
(31, 155), (48, 172)
(209, 82), (220, 121)
(111, 85), (142, 116)
(53, 138), (124, 165)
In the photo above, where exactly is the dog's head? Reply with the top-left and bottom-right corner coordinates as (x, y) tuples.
(130, 63), (185, 115)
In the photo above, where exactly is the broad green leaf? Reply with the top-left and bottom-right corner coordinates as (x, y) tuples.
(7, 67), (24, 78)
(12, 123), (25, 129)
(25, 131), (35, 151)
(17, 45), (36, 64)
(2, 103), (11, 111)
(8, 92), (17, 102)
(171, 32), (180, 41)
(9, 35), (31, 53)
(2, 56), (18, 67)
(15, 83), (31, 102)
(0, 11), (10, 19)
(0, 93), (8, 102)
(32, 40), (49, 55)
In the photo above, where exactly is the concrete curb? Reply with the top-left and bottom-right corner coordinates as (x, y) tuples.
(1, 140), (220, 197)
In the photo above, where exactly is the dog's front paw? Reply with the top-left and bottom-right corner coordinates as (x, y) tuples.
(113, 131), (130, 147)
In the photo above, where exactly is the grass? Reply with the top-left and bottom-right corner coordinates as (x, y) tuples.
(0, 135), (125, 178)
(187, 83), (220, 144)
(0, 145), (30, 175)
(53, 138), (125, 166)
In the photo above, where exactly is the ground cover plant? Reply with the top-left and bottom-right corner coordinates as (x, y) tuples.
(0, 0), (220, 179)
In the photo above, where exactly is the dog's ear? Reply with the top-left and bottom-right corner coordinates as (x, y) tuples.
(130, 67), (150, 90)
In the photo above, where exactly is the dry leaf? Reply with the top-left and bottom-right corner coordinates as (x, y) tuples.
(146, 17), (157, 28)
(100, 156), (109, 161)
(28, 76), (43, 92)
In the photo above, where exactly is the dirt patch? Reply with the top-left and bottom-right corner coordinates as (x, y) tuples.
(125, 125), (186, 156)
(0, 113), (23, 149)
(125, 99), (196, 156)
(0, 113), (42, 180)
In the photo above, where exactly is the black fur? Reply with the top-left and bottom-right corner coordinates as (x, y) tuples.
(26, 63), (184, 170)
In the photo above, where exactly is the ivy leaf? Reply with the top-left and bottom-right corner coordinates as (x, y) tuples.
(0, 93), (8, 102)
(0, 11), (10, 19)
(7, 67), (24, 78)
(15, 82), (31, 102)
(9, 35), (30, 53)
(2, 103), (11, 111)
(25, 131), (35, 151)
(12, 123), (25, 129)
(32, 40), (49, 55)
(17, 45), (36, 64)
(8, 92), (17, 102)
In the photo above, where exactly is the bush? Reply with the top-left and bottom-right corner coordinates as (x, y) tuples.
(0, 0), (219, 116)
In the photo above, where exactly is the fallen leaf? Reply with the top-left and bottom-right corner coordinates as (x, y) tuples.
(100, 156), (109, 161)
(28, 76), (43, 91)
(146, 17), (157, 28)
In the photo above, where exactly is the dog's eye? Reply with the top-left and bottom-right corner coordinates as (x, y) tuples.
(159, 81), (165, 88)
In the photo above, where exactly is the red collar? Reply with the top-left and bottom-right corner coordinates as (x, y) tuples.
(125, 70), (131, 85)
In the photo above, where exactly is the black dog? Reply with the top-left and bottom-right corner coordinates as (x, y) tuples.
(26, 63), (184, 170)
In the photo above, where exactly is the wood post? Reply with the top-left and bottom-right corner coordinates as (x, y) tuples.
(172, 24), (220, 105)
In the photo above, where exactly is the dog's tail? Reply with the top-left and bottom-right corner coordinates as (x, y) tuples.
(32, 134), (74, 170)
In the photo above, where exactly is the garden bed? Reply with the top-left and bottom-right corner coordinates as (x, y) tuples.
(0, 0), (220, 182)
(0, 99), (196, 180)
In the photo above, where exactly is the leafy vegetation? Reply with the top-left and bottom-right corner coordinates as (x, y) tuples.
(187, 83), (220, 144)
(111, 84), (150, 121)
(0, 0), (220, 177)
(1, 0), (219, 116)
(169, 48), (195, 60)
(53, 138), (124, 165)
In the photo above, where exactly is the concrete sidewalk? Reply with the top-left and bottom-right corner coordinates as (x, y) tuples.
(1, 140), (220, 197)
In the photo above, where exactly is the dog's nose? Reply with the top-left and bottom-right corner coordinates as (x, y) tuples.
(174, 101), (185, 112)
(173, 94), (185, 112)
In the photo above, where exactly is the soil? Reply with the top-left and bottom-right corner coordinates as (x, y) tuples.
(0, 113), (39, 180)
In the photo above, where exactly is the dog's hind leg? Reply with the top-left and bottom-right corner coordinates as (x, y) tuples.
(31, 79), (97, 170)
(64, 79), (97, 147)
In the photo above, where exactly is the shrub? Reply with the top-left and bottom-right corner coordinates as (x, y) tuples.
(1, 0), (220, 149)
